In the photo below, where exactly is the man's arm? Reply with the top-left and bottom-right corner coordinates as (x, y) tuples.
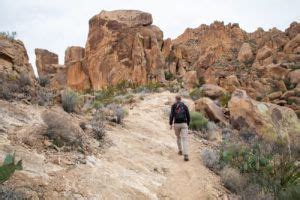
(185, 105), (190, 126)
(169, 104), (175, 125)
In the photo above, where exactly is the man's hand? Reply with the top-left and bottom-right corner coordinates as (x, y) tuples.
(170, 125), (173, 130)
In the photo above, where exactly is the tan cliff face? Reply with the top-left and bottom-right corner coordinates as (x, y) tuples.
(65, 46), (91, 91)
(84, 10), (166, 90)
(0, 36), (35, 81)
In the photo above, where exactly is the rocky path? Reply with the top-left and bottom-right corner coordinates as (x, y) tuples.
(93, 91), (226, 199)
(0, 92), (226, 199)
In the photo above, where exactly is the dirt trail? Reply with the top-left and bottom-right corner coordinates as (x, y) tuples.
(0, 92), (226, 199)
(97, 91), (226, 199)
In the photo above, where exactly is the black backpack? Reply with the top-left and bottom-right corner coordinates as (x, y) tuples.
(174, 102), (186, 121)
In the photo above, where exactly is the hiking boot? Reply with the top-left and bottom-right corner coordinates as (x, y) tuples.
(184, 155), (189, 161)
(178, 151), (182, 155)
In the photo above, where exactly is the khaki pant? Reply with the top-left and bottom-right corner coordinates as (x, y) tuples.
(174, 123), (189, 155)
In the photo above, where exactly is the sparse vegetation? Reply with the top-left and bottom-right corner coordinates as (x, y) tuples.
(221, 166), (246, 193)
(0, 153), (22, 184)
(164, 71), (175, 81)
(201, 148), (220, 170)
(42, 111), (84, 148)
(220, 93), (231, 107)
(189, 88), (205, 100)
(91, 110), (106, 140)
(38, 75), (50, 87)
(36, 87), (55, 106)
(62, 89), (80, 113)
(18, 73), (31, 86)
(189, 111), (208, 131)
(218, 138), (300, 199)
(0, 31), (17, 40)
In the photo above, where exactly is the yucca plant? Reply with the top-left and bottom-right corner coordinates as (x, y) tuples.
(0, 153), (22, 184)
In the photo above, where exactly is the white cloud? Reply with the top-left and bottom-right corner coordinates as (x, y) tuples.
(0, 0), (299, 76)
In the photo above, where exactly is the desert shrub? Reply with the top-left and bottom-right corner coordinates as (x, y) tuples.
(0, 153), (22, 184)
(284, 79), (295, 90)
(220, 139), (300, 198)
(221, 166), (246, 193)
(0, 31), (17, 40)
(189, 88), (204, 100)
(144, 82), (163, 93)
(201, 148), (220, 170)
(189, 111), (208, 131)
(62, 89), (80, 113)
(220, 93), (231, 107)
(36, 87), (54, 106)
(115, 107), (126, 124)
(42, 111), (84, 148)
(18, 73), (31, 86)
(287, 98), (297, 105)
(164, 71), (175, 81)
(92, 100), (104, 109)
(91, 110), (105, 140)
(0, 85), (12, 100)
(38, 75), (50, 87)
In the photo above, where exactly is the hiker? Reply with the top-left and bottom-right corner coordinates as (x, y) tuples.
(169, 95), (190, 161)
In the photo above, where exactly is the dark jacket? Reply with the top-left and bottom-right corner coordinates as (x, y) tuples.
(169, 102), (190, 126)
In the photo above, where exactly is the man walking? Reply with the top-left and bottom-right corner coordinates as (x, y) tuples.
(169, 95), (190, 161)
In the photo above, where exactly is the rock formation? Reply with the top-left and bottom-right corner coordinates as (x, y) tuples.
(167, 21), (300, 115)
(65, 46), (90, 91)
(35, 48), (67, 89)
(84, 10), (166, 90)
(0, 35), (36, 100)
(228, 89), (299, 142)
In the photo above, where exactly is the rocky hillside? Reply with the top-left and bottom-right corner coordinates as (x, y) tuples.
(0, 9), (299, 199)
(32, 10), (300, 115)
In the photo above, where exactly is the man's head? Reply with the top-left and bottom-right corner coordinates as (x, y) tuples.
(175, 95), (182, 102)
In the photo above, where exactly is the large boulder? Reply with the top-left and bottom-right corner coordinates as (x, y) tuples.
(35, 48), (59, 76)
(284, 34), (300, 54)
(228, 89), (299, 142)
(65, 46), (91, 91)
(200, 84), (226, 99)
(84, 10), (166, 90)
(182, 70), (198, 89)
(35, 48), (67, 89)
(288, 69), (300, 84)
(0, 35), (36, 100)
(237, 43), (253, 64)
(195, 97), (227, 124)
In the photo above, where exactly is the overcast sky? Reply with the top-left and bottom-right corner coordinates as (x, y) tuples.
(1, 0), (299, 75)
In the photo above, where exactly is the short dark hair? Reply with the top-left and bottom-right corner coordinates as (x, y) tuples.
(175, 95), (181, 101)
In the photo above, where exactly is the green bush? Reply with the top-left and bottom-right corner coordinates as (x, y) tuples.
(189, 88), (204, 100)
(220, 141), (300, 199)
(62, 89), (80, 113)
(220, 93), (231, 107)
(38, 75), (50, 87)
(189, 111), (208, 131)
(164, 71), (175, 81)
(0, 153), (22, 184)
